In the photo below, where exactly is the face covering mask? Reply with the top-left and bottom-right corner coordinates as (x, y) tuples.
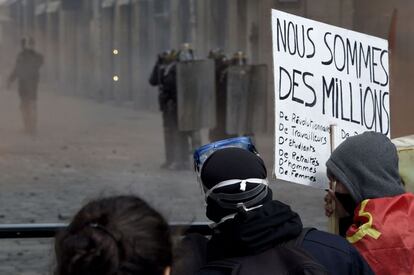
(338, 216), (354, 237)
(335, 192), (357, 237)
(335, 192), (357, 216)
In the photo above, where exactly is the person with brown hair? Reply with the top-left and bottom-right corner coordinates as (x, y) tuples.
(54, 195), (172, 275)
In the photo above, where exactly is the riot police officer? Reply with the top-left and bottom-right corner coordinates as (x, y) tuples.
(149, 50), (189, 170)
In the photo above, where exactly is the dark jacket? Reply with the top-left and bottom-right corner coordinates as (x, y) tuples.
(302, 229), (373, 275)
(161, 62), (177, 101)
(197, 200), (373, 275)
(9, 49), (43, 100)
(149, 59), (163, 87)
(149, 60), (177, 111)
(10, 49), (43, 83)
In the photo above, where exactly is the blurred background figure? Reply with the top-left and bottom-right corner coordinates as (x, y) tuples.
(54, 195), (172, 275)
(7, 37), (43, 136)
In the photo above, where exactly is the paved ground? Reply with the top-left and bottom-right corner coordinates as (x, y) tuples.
(0, 89), (327, 274)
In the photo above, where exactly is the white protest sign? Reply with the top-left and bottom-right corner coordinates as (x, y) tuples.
(272, 9), (390, 188)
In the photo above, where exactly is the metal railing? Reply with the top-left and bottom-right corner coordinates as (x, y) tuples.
(0, 222), (212, 239)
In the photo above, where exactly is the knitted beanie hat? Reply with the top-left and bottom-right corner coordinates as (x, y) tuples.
(200, 148), (271, 222)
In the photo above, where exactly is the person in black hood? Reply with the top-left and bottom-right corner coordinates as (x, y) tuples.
(193, 145), (372, 275)
(324, 131), (405, 235)
(324, 132), (414, 275)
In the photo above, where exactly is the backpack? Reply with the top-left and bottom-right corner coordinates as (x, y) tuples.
(198, 228), (328, 275)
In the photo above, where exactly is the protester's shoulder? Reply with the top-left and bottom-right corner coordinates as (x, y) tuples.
(303, 229), (374, 274)
(303, 229), (356, 255)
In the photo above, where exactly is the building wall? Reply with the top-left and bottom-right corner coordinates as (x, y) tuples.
(353, 0), (414, 137)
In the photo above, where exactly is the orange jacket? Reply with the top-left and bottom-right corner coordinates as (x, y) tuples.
(346, 193), (414, 275)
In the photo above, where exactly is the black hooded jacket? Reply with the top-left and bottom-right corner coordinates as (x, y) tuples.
(149, 59), (177, 111)
(200, 200), (373, 275)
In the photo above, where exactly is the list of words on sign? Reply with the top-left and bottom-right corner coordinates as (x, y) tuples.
(278, 111), (328, 184)
(272, 9), (389, 188)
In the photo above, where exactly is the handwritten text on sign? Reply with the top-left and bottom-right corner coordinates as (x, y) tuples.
(271, 9), (389, 188)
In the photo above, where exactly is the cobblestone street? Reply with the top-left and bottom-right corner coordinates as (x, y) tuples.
(0, 90), (326, 274)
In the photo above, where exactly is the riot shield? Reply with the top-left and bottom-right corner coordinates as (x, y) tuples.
(225, 65), (251, 135)
(176, 60), (216, 131)
(247, 64), (268, 133)
(225, 64), (268, 135)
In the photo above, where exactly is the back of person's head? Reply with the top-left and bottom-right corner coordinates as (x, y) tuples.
(55, 195), (172, 275)
(326, 131), (404, 204)
(200, 147), (271, 223)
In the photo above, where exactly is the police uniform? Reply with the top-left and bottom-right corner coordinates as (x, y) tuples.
(149, 52), (189, 170)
